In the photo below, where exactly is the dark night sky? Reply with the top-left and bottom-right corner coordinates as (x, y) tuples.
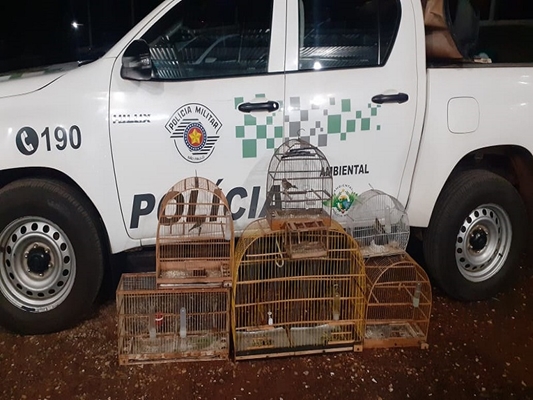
(0, 0), (163, 74)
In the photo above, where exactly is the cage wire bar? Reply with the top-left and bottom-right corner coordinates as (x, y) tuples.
(266, 139), (333, 231)
(156, 176), (234, 286)
(364, 253), (431, 349)
(232, 219), (366, 360)
(344, 189), (410, 258)
(117, 273), (230, 365)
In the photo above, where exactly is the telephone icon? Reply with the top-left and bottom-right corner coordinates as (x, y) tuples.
(21, 131), (34, 153)
(16, 127), (39, 156)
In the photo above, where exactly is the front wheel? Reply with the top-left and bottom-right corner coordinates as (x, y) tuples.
(0, 179), (105, 334)
(423, 170), (527, 301)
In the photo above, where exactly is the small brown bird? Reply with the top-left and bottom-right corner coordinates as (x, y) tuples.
(281, 178), (297, 191)
(373, 217), (386, 235)
(188, 218), (206, 235)
(373, 217), (387, 245)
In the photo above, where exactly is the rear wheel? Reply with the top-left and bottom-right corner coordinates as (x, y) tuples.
(423, 170), (527, 301)
(0, 179), (105, 334)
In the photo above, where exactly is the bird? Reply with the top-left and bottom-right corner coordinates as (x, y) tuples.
(188, 217), (206, 235)
(373, 217), (388, 245)
(281, 178), (297, 191)
(373, 217), (386, 235)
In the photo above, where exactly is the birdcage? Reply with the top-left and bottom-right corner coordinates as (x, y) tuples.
(266, 139), (333, 231)
(232, 219), (366, 360)
(283, 219), (330, 259)
(116, 273), (230, 365)
(156, 177), (234, 286)
(364, 253), (431, 349)
(344, 190), (409, 258)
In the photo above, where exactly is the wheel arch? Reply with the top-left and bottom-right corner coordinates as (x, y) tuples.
(409, 144), (533, 232)
(437, 145), (533, 226)
(0, 167), (112, 257)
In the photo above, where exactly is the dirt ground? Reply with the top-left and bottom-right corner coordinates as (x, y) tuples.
(1, 259), (532, 400)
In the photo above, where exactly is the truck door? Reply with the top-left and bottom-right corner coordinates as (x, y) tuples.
(284, 0), (419, 222)
(109, 0), (287, 240)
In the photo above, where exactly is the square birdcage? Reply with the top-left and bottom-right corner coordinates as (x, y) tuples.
(364, 253), (431, 349)
(284, 219), (329, 259)
(116, 273), (230, 365)
(232, 219), (366, 360)
(344, 190), (410, 258)
(156, 177), (234, 287)
(266, 139), (333, 231)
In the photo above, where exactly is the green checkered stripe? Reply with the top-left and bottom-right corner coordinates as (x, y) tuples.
(326, 98), (382, 138)
(234, 94), (285, 159)
(286, 97), (382, 149)
(235, 95), (382, 159)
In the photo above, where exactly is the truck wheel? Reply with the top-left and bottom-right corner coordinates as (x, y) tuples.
(423, 169), (527, 301)
(0, 179), (105, 334)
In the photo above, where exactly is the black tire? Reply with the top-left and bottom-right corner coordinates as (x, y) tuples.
(0, 179), (105, 334)
(423, 169), (527, 301)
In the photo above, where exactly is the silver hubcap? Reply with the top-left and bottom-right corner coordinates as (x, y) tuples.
(455, 204), (512, 283)
(0, 217), (76, 312)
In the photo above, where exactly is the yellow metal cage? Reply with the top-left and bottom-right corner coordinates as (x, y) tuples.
(364, 253), (431, 349)
(156, 176), (234, 286)
(266, 139), (333, 231)
(117, 273), (230, 365)
(232, 219), (366, 360)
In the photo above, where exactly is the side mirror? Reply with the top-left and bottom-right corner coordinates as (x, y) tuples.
(121, 39), (152, 81)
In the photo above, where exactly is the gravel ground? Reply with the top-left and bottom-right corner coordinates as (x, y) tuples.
(1, 263), (532, 400)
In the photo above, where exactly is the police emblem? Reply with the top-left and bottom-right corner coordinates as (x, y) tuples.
(165, 103), (222, 163)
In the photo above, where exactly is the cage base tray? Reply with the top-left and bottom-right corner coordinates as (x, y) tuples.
(235, 344), (356, 360)
(286, 241), (328, 259)
(269, 211), (331, 231)
(360, 244), (405, 258)
(364, 322), (427, 349)
(119, 335), (229, 365)
(157, 260), (231, 284)
(235, 323), (360, 360)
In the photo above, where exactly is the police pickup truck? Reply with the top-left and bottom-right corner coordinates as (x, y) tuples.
(0, 0), (531, 334)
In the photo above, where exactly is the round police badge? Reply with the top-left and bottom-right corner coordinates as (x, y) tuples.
(165, 103), (223, 163)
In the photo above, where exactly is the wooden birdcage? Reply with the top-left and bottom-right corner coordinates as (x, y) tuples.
(232, 219), (366, 360)
(345, 190), (409, 258)
(364, 253), (431, 349)
(116, 273), (230, 365)
(266, 139), (333, 231)
(283, 219), (330, 259)
(156, 177), (233, 286)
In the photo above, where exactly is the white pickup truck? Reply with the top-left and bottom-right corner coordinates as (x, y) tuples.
(0, 0), (531, 334)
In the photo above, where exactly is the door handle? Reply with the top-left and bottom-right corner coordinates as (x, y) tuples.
(371, 93), (409, 104)
(238, 101), (280, 113)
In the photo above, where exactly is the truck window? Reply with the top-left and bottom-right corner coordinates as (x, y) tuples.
(473, 0), (533, 63)
(298, 0), (400, 71)
(141, 0), (273, 80)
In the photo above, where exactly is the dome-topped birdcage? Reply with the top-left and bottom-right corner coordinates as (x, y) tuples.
(344, 190), (409, 258)
(232, 219), (366, 360)
(156, 176), (234, 286)
(364, 253), (431, 349)
(266, 139), (333, 231)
